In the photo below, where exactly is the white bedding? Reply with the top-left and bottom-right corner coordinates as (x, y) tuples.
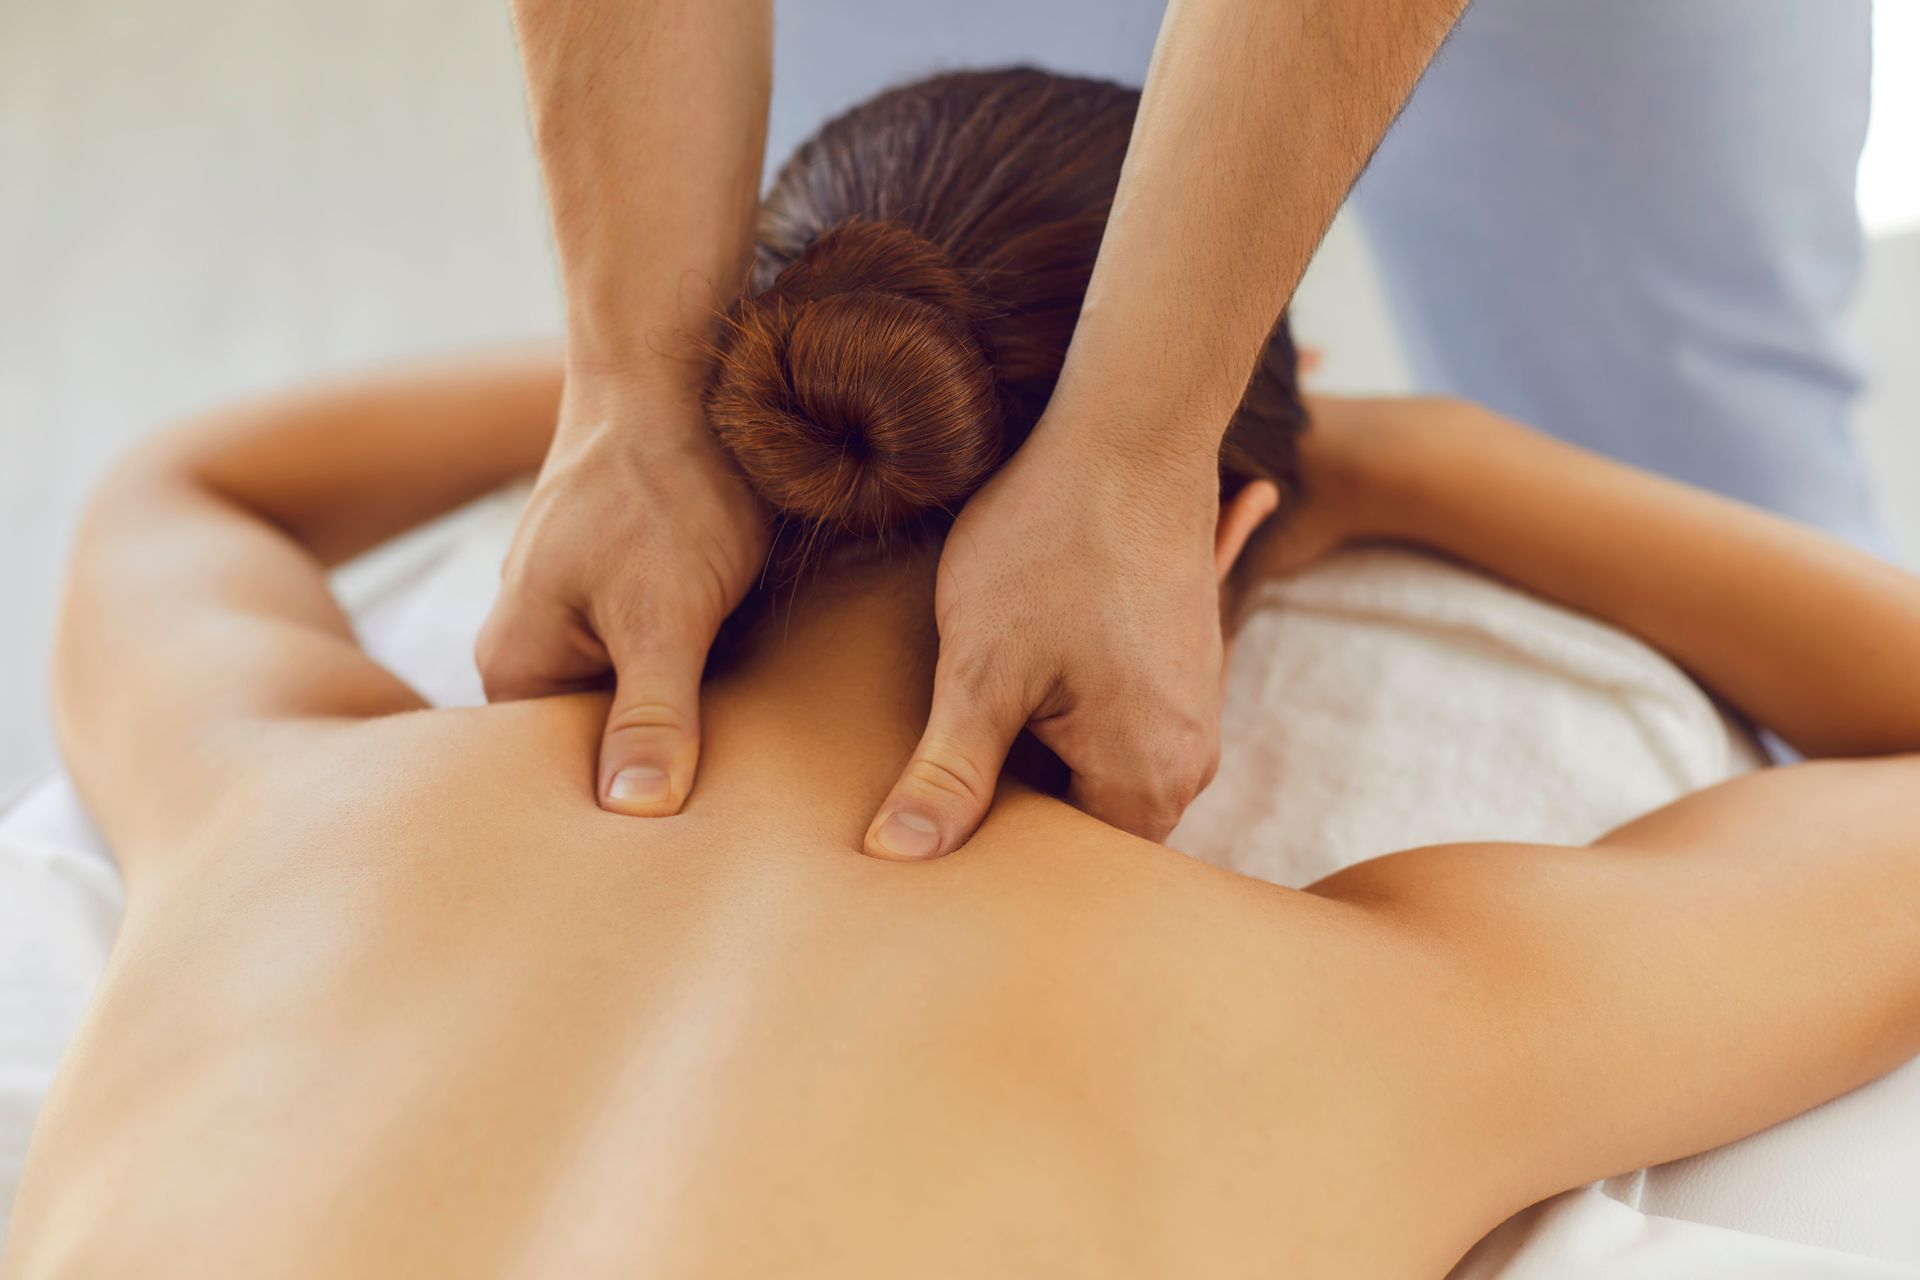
(2, 490), (1916, 1273)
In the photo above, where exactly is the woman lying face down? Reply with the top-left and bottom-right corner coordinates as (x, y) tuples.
(10, 67), (1920, 1279)
(698, 70), (1303, 718)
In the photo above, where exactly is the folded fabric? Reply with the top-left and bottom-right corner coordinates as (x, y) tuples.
(1171, 548), (1766, 881)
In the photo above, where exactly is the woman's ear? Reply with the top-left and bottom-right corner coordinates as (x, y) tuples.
(1215, 480), (1281, 583)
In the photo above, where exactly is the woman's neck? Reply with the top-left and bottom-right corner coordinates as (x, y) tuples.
(688, 567), (943, 844)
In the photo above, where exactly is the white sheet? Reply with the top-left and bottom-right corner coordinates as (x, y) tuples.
(0, 778), (121, 1253)
(3, 492), (1916, 1273)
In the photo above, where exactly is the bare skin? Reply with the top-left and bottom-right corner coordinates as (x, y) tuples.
(9, 353), (1920, 1277)
(491, 0), (1469, 855)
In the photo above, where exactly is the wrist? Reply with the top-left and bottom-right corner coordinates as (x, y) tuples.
(1012, 421), (1221, 563)
(1030, 385), (1228, 506)
(543, 362), (714, 473)
(1040, 411), (1219, 493)
(564, 318), (717, 396)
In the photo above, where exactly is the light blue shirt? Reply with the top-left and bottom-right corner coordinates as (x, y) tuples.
(769, 0), (1884, 550)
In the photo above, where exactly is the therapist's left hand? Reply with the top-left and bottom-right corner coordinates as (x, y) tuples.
(862, 423), (1226, 859)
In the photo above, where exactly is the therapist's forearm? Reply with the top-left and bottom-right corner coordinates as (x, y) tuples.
(1049, 0), (1465, 457)
(509, 0), (770, 387)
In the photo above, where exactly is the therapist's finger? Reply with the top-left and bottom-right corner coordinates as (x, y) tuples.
(477, 592), (610, 703)
(863, 653), (1027, 860)
(1036, 686), (1220, 844)
(598, 632), (707, 817)
(1060, 724), (1217, 844)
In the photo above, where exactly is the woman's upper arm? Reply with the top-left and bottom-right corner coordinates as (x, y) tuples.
(53, 466), (427, 868)
(51, 349), (562, 866)
(1312, 759), (1920, 1204)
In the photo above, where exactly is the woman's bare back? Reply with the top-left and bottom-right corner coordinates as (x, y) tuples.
(22, 358), (1920, 1278)
(9, 693), (1498, 1278)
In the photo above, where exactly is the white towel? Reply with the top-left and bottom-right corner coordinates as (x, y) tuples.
(1172, 548), (1766, 882)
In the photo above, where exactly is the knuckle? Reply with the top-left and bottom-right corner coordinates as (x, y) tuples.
(591, 591), (670, 647)
(475, 636), (536, 700)
(604, 701), (693, 740)
(474, 598), (611, 701)
(473, 603), (516, 667)
(1136, 778), (1195, 832)
(940, 627), (1051, 709)
(1144, 803), (1186, 842)
(474, 628), (505, 681)
(941, 643), (1012, 703)
(1094, 712), (1215, 819)
(907, 750), (995, 811)
(1192, 745), (1222, 796)
(1165, 722), (1218, 788)
(1161, 770), (1205, 815)
(1160, 755), (1213, 813)
(600, 592), (722, 663)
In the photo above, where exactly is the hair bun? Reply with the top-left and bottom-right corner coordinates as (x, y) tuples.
(706, 220), (1006, 539)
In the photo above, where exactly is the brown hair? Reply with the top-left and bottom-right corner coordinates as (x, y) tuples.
(706, 66), (1304, 573)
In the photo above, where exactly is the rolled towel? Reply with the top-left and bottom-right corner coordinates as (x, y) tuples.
(1171, 547), (1765, 884)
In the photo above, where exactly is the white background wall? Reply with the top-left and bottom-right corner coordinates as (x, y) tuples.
(2, 0), (1916, 799)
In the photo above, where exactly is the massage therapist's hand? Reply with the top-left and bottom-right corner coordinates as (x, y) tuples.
(844, 0), (1466, 858)
(864, 430), (1226, 858)
(499, 0), (771, 812)
(477, 369), (767, 814)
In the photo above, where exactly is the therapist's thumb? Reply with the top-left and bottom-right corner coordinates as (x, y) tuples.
(598, 639), (705, 817)
(864, 662), (1025, 860)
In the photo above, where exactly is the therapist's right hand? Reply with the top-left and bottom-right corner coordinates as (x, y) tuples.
(477, 366), (768, 816)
